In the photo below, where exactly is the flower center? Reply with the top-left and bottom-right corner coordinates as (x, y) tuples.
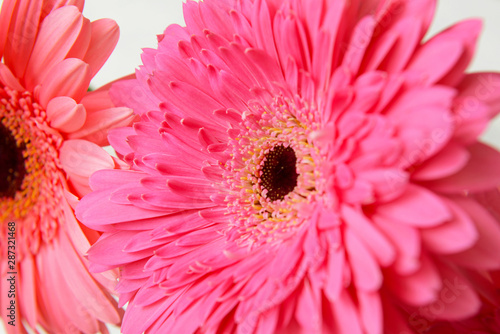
(0, 123), (26, 198)
(220, 97), (323, 246)
(0, 86), (65, 253)
(259, 144), (298, 201)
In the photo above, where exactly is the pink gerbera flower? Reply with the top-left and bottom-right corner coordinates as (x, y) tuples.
(0, 0), (134, 333)
(78, 0), (500, 333)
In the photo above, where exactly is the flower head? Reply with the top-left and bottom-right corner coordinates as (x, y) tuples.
(0, 0), (133, 332)
(79, 0), (500, 333)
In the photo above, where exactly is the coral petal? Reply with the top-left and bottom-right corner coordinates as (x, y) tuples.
(46, 96), (86, 133)
(39, 58), (92, 108)
(25, 6), (84, 89)
(83, 19), (120, 77)
(0, 63), (25, 91)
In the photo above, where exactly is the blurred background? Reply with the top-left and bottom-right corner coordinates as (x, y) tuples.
(0, 0), (499, 333)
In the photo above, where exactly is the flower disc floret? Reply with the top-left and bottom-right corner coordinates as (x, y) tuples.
(223, 98), (322, 246)
(0, 86), (63, 247)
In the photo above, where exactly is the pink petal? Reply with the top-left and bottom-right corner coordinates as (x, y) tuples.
(255, 308), (279, 334)
(378, 0), (436, 35)
(2, 0), (42, 79)
(56, 232), (121, 324)
(325, 246), (345, 302)
(412, 143), (470, 181)
(0, 0), (17, 59)
(42, 0), (85, 17)
(420, 197), (478, 254)
(381, 296), (415, 334)
(406, 33), (464, 85)
(386, 87), (455, 167)
(0, 63), (25, 91)
(342, 16), (376, 75)
(24, 6), (85, 89)
(369, 17), (423, 73)
(344, 228), (382, 291)
(59, 139), (114, 196)
(36, 244), (98, 333)
(68, 106), (135, 146)
(426, 143), (500, 193)
(19, 255), (38, 328)
(66, 17), (91, 60)
(88, 169), (145, 192)
(110, 77), (160, 116)
(446, 197), (500, 270)
(376, 185), (451, 227)
(88, 231), (153, 268)
(358, 291), (382, 334)
(456, 72), (500, 119)
(38, 58), (92, 108)
(106, 127), (136, 158)
(386, 254), (442, 306)
(341, 205), (396, 266)
(296, 281), (321, 331)
(357, 168), (409, 203)
(60, 139), (114, 177)
(437, 20), (483, 86)
(331, 289), (364, 334)
(426, 263), (481, 321)
(83, 18), (120, 77)
(46, 96), (86, 133)
(374, 214), (421, 275)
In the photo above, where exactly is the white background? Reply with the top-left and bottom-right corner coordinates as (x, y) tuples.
(0, 0), (499, 333)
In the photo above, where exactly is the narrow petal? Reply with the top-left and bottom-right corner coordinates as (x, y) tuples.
(341, 205), (396, 266)
(358, 291), (382, 334)
(331, 290), (364, 334)
(18, 255), (38, 329)
(0, 63), (25, 91)
(24, 6), (84, 89)
(344, 228), (382, 291)
(83, 19), (120, 77)
(2, 0), (42, 79)
(374, 214), (421, 275)
(437, 20), (483, 86)
(406, 39), (463, 86)
(0, 0), (18, 59)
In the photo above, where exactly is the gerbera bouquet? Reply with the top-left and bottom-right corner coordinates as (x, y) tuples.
(3, 0), (500, 333)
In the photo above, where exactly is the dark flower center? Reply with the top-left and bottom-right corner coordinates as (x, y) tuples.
(0, 123), (26, 198)
(260, 144), (298, 201)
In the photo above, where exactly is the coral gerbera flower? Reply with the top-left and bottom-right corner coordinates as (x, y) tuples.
(78, 0), (500, 333)
(0, 0), (134, 333)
